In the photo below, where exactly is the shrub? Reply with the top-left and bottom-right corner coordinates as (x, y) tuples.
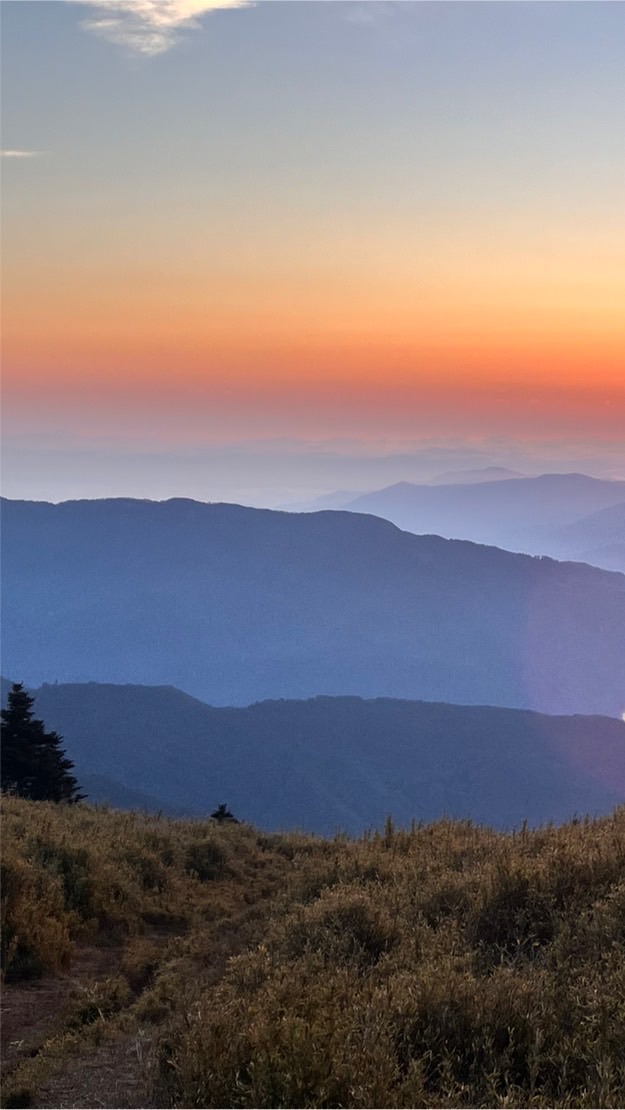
(184, 839), (227, 882)
(279, 887), (399, 968)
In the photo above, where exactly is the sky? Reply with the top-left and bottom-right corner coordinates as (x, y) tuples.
(2, 0), (624, 504)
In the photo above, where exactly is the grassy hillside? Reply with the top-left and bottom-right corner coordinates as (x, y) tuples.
(2, 796), (625, 1108)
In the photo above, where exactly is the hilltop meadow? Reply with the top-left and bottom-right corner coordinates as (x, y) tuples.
(2, 795), (624, 1109)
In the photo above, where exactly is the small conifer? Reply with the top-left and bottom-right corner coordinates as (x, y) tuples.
(1, 683), (84, 803)
(210, 803), (239, 824)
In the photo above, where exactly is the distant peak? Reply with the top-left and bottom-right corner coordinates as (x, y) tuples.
(430, 467), (525, 485)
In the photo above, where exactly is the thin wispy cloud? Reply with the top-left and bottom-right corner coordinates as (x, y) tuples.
(344, 2), (396, 29)
(69, 0), (253, 56)
(1, 149), (41, 158)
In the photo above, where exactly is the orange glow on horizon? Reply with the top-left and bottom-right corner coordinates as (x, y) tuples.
(4, 196), (623, 439)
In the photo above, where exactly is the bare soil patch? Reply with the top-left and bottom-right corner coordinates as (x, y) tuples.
(2, 946), (122, 1075)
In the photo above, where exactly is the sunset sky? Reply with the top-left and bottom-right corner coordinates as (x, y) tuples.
(2, 0), (624, 503)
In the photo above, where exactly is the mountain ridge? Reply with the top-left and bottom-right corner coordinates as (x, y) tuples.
(2, 496), (624, 717)
(4, 679), (623, 834)
(343, 473), (625, 571)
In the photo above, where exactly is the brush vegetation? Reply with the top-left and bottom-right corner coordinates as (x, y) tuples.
(2, 795), (625, 1108)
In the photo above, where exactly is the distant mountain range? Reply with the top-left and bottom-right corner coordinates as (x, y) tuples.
(2, 680), (623, 833)
(340, 474), (625, 572)
(78, 773), (189, 816)
(2, 497), (624, 716)
(554, 500), (625, 573)
(278, 467), (525, 512)
(428, 466), (525, 485)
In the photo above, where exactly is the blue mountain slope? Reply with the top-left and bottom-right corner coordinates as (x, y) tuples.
(345, 473), (625, 568)
(10, 680), (625, 835)
(2, 497), (624, 715)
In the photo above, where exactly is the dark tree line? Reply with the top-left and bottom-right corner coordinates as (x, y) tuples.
(1, 683), (83, 803)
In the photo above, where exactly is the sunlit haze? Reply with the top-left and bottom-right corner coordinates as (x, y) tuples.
(2, 1), (624, 504)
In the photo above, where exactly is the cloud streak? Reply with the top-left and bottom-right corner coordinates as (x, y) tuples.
(70, 0), (253, 56)
(1, 150), (41, 158)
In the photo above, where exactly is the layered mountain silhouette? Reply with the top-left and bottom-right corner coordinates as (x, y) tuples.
(2, 497), (624, 715)
(428, 466), (525, 485)
(553, 500), (625, 573)
(278, 468), (524, 512)
(4, 680), (624, 833)
(78, 774), (186, 816)
(343, 474), (625, 572)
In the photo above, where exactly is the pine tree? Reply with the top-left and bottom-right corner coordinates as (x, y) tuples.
(210, 803), (239, 824)
(1, 683), (84, 803)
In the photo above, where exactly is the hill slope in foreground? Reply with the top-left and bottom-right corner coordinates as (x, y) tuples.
(2, 497), (625, 716)
(2, 796), (624, 1109)
(14, 680), (625, 833)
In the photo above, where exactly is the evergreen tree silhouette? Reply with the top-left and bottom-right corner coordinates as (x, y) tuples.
(1, 683), (84, 802)
(210, 802), (239, 824)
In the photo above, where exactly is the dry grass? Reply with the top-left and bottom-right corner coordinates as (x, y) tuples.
(1, 795), (288, 983)
(155, 812), (625, 1109)
(2, 797), (625, 1108)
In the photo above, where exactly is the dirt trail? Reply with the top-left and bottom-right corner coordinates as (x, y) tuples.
(32, 1028), (154, 1110)
(1, 946), (122, 1073)
(1, 941), (159, 1109)
(2, 846), (290, 1108)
